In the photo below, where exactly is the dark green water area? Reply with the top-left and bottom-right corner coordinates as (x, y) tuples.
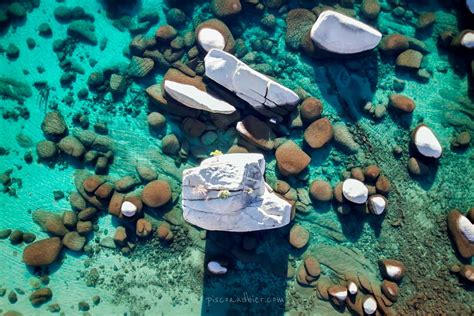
(0, 0), (473, 315)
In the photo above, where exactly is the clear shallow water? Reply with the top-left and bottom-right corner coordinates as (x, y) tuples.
(0, 0), (473, 315)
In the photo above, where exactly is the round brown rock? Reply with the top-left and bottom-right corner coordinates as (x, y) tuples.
(300, 97), (323, 123)
(147, 112), (166, 131)
(309, 180), (333, 202)
(389, 94), (415, 113)
(376, 175), (391, 195)
(407, 157), (429, 176)
(211, 0), (241, 18)
(361, 0), (381, 19)
(23, 237), (62, 266)
(381, 280), (399, 301)
(275, 140), (311, 176)
(289, 224), (309, 249)
(363, 165), (380, 182)
(379, 34), (409, 54)
(157, 223), (173, 241)
(304, 118), (333, 149)
(62, 231), (86, 251)
(142, 180), (172, 208)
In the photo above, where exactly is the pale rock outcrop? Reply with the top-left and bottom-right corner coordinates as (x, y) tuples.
(121, 201), (137, 217)
(310, 10), (382, 54)
(204, 49), (299, 122)
(164, 80), (236, 114)
(342, 179), (368, 204)
(182, 153), (292, 232)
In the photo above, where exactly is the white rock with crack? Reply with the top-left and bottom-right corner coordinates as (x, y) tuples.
(204, 49), (300, 122)
(182, 153), (292, 232)
(310, 10), (382, 54)
(164, 80), (236, 114)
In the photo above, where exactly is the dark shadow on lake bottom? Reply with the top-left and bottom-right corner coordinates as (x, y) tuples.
(201, 228), (289, 316)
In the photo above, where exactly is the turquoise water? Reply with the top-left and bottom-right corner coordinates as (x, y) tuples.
(0, 0), (473, 315)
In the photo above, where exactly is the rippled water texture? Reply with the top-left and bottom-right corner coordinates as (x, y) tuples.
(0, 0), (473, 315)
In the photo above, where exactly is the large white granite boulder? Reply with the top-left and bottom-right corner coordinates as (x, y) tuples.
(182, 153), (292, 232)
(164, 80), (236, 114)
(412, 125), (442, 159)
(310, 10), (382, 54)
(204, 49), (300, 122)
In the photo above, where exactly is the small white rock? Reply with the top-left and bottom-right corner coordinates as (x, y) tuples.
(198, 28), (226, 52)
(363, 296), (377, 315)
(414, 125), (442, 158)
(348, 281), (358, 295)
(332, 289), (347, 301)
(342, 179), (368, 204)
(369, 195), (386, 215)
(458, 215), (474, 242)
(207, 261), (227, 274)
(310, 10), (382, 54)
(386, 265), (402, 279)
(121, 201), (137, 217)
(461, 32), (474, 48)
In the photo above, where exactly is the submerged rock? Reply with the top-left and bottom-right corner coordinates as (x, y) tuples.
(164, 80), (236, 114)
(285, 9), (316, 50)
(62, 231), (86, 251)
(310, 10), (381, 54)
(304, 117), (333, 149)
(29, 288), (52, 306)
(389, 94), (415, 113)
(211, 0), (241, 18)
(309, 180), (333, 202)
(32, 210), (69, 236)
(67, 20), (97, 45)
(182, 153), (291, 232)
(396, 49), (423, 70)
(289, 224), (309, 249)
(141, 180), (172, 208)
(275, 140), (311, 176)
(41, 112), (68, 139)
(204, 49), (299, 122)
(236, 115), (275, 151)
(207, 261), (227, 274)
(23, 237), (62, 266)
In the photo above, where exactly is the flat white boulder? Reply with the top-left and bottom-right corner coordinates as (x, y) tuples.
(310, 10), (382, 54)
(458, 215), (474, 242)
(182, 153), (292, 232)
(204, 49), (300, 121)
(461, 32), (474, 48)
(342, 179), (368, 204)
(413, 125), (442, 159)
(198, 28), (226, 52)
(164, 80), (236, 114)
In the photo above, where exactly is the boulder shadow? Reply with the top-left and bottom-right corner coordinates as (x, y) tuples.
(201, 228), (289, 316)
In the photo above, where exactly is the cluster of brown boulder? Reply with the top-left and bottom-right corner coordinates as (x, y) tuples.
(309, 164), (391, 216)
(22, 164), (174, 268)
(312, 258), (406, 315)
(37, 111), (114, 174)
